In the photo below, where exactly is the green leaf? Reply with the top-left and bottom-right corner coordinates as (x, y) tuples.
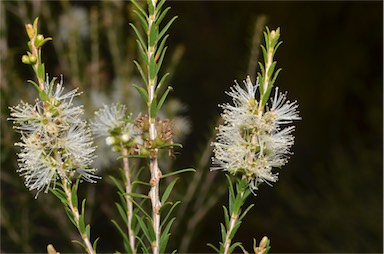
(260, 44), (268, 68)
(223, 206), (229, 228)
(136, 39), (149, 63)
(133, 9), (149, 31)
(78, 213), (85, 234)
(130, 23), (147, 53)
(155, 72), (170, 95)
(155, 6), (171, 26)
(133, 84), (149, 103)
(126, 192), (150, 199)
(37, 63), (45, 83)
(220, 223), (226, 244)
(160, 168), (195, 179)
(229, 242), (243, 253)
(149, 55), (157, 81)
(39, 89), (48, 102)
(133, 60), (148, 86)
(156, 0), (166, 13)
(72, 240), (86, 250)
(85, 224), (91, 239)
(149, 99), (157, 118)
(50, 187), (68, 205)
(161, 201), (180, 228)
(27, 80), (40, 91)
(35, 37), (52, 48)
(149, 22), (158, 47)
(155, 34), (169, 64)
(71, 182), (78, 209)
(111, 219), (130, 245)
(271, 68), (282, 87)
(115, 202), (129, 225)
(239, 204), (254, 221)
(155, 46), (168, 77)
(158, 16), (177, 41)
(160, 217), (175, 253)
(110, 176), (125, 195)
(135, 215), (152, 242)
(93, 237), (100, 252)
(267, 61), (277, 80)
(131, 0), (148, 20)
(131, 199), (151, 218)
(136, 237), (149, 254)
(132, 180), (151, 187)
(156, 85), (172, 114)
(64, 207), (77, 227)
(161, 178), (178, 204)
(207, 243), (220, 253)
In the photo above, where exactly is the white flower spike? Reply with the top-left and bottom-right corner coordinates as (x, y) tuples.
(9, 76), (98, 197)
(212, 76), (300, 193)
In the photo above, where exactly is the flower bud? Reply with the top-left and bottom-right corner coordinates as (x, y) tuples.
(106, 136), (116, 146)
(25, 24), (34, 39)
(35, 34), (44, 47)
(22, 55), (31, 65)
(28, 54), (37, 64)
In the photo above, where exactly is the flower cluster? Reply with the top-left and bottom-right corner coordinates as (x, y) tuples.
(212, 76), (300, 192)
(91, 104), (143, 152)
(9, 77), (98, 197)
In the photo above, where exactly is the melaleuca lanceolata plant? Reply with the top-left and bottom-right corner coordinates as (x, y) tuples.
(8, 2), (300, 254)
(209, 28), (301, 254)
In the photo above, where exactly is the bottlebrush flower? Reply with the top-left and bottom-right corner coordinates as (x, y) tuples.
(91, 104), (143, 148)
(212, 76), (300, 192)
(9, 77), (98, 197)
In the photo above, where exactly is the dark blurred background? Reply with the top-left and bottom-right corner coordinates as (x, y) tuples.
(1, 1), (383, 253)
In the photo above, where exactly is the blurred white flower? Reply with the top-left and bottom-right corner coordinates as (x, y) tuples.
(9, 77), (98, 197)
(59, 7), (89, 42)
(91, 104), (142, 146)
(212, 76), (300, 192)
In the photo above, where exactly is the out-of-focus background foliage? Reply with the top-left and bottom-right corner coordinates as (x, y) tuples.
(1, 1), (382, 253)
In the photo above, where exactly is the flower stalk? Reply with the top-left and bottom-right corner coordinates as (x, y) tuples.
(122, 146), (136, 253)
(61, 178), (96, 254)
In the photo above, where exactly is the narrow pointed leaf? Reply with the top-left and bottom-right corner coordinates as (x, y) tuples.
(158, 16), (177, 41)
(155, 72), (170, 95)
(115, 202), (129, 224)
(133, 9), (149, 31)
(161, 168), (195, 179)
(130, 23), (147, 52)
(133, 84), (149, 103)
(155, 6), (171, 26)
(156, 85), (172, 114)
(133, 60), (148, 85)
(207, 243), (220, 253)
(161, 178), (177, 204)
(131, 0), (148, 20)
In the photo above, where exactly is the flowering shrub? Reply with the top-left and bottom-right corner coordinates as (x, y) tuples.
(8, 1), (299, 253)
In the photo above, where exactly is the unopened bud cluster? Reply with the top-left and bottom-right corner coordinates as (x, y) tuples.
(22, 19), (52, 65)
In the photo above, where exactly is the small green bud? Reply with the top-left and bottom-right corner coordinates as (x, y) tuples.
(28, 54), (37, 64)
(22, 55), (31, 64)
(35, 34), (44, 47)
(25, 24), (35, 40)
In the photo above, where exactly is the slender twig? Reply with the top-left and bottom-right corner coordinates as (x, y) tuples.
(122, 146), (136, 253)
(147, 2), (162, 253)
(61, 179), (96, 254)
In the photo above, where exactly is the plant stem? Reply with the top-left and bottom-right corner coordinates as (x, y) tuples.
(122, 146), (136, 253)
(146, 1), (161, 253)
(223, 211), (239, 254)
(61, 178), (96, 254)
